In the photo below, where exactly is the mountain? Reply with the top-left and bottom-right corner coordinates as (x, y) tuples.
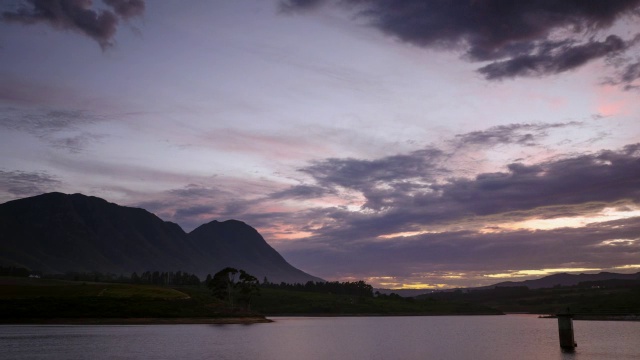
(376, 271), (640, 298)
(0, 192), (322, 284)
(189, 220), (323, 284)
(482, 272), (640, 290)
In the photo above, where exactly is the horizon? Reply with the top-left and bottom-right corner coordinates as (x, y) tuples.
(1, 0), (640, 289)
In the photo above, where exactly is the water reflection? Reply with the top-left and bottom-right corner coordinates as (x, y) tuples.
(1, 316), (638, 360)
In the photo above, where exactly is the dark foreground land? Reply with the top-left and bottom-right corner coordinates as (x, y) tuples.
(0, 277), (501, 324)
(421, 278), (640, 320)
(253, 287), (501, 316)
(0, 277), (269, 324)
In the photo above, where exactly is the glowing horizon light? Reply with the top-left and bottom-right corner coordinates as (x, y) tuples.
(484, 267), (602, 278)
(599, 238), (637, 246)
(504, 207), (640, 231)
(613, 264), (640, 269)
(396, 283), (449, 290)
(378, 230), (439, 239)
(270, 231), (314, 240)
(377, 206), (640, 240)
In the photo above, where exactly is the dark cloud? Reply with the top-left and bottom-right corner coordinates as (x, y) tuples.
(1, 0), (145, 49)
(604, 59), (640, 90)
(283, 215), (640, 285)
(280, 0), (640, 83)
(295, 122), (585, 212)
(0, 170), (61, 199)
(174, 205), (218, 220)
(279, 0), (326, 13)
(269, 184), (333, 200)
(293, 122), (587, 211)
(453, 122), (580, 148)
(293, 143), (640, 244)
(301, 148), (445, 210)
(618, 60), (640, 90)
(303, 148), (444, 187)
(0, 107), (99, 133)
(49, 133), (104, 153)
(103, 0), (144, 19)
(132, 184), (260, 232)
(478, 35), (630, 79)
(0, 107), (105, 152)
(431, 144), (640, 216)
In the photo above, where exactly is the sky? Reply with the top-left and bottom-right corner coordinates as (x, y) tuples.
(1, 0), (640, 289)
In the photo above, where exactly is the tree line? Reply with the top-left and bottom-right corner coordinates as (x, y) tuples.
(0, 265), (31, 277)
(37, 270), (202, 285)
(2, 264), (376, 301)
(263, 280), (374, 298)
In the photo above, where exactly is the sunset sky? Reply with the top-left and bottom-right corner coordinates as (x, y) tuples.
(1, 0), (640, 288)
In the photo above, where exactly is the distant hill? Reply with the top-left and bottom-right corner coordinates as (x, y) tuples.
(0, 192), (322, 284)
(483, 272), (640, 290)
(377, 271), (640, 298)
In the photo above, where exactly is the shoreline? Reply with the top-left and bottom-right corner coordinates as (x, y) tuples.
(1, 317), (273, 325)
(538, 314), (640, 322)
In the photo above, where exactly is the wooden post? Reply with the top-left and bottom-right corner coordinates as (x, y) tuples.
(557, 310), (577, 351)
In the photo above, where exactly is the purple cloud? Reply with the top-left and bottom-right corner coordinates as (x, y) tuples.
(280, 0), (640, 84)
(0, 170), (61, 198)
(1, 0), (145, 49)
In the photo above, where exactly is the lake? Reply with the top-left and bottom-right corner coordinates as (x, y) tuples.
(2, 315), (639, 359)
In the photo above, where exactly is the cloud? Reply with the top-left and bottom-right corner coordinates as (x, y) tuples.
(279, 0), (325, 13)
(1, 0), (145, 49)
(280, 0), (640, 84)
(478, 35), (630, 80)
(283, 215), (640, 286)
(174, 205), (219, 220)
(294, 122), (588, 212)
(132, 183), (263, 232)
(0, 170), (61, 199)
(49, 133), (105, 153)
(452, 122), (581, 148)
(269, 184), (333, 200)
(0, 107), (99, 132)
(300, 148), (445, 210)
(103, 0), (144, 19)
(289, 142), (640, 249)
(604, 59), (640, 90)
(0, 107), (106, 152)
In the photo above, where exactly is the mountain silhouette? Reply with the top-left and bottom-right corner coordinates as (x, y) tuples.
(0, 192), (322, 284)
(484, 271), (640, 289)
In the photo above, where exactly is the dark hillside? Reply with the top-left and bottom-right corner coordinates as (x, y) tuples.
(0, 193), (321, 283)
(189, 220), (323, 284)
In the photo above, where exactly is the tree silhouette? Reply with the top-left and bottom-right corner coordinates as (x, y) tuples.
(208, 267), (238, 307)
(237, 270), (260, 311)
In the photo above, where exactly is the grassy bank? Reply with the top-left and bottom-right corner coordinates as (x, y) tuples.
(1, 277), (503, 323)
(422, 282), (640, 317)
(0, 277), (265, 323)
(252, 287), (502, 316)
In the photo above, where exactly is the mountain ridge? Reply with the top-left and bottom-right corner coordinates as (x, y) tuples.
(482, 271), (640, 290)
(376, 271), (640, 297)
(0, 192), (322, 284)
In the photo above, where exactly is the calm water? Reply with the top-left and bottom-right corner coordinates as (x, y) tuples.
(1, 315), (639, 360)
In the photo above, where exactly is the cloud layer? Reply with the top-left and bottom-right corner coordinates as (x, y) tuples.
(0, 107), (106, 152)
(127, 119), (640, 286)
(0, 170), (60, 198)
(1, 0), (145, 49)
(281, 0), (640, 87)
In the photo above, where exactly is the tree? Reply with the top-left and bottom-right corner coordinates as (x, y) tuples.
(131, 272), (140, 284)
(208, 267), (238, 307)
(237, 270), (260, 311)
